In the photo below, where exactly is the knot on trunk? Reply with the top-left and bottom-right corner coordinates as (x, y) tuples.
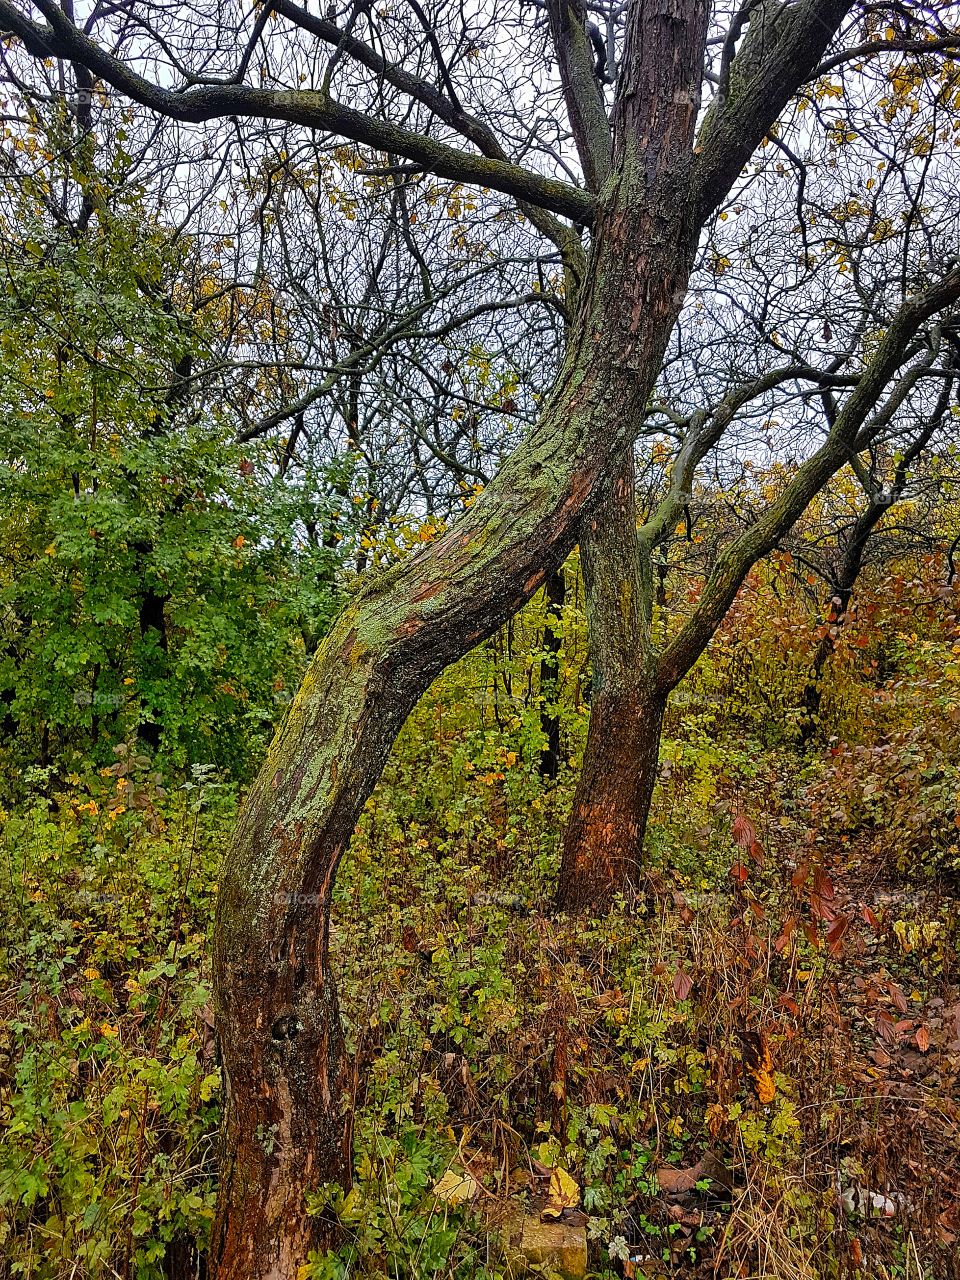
(270, 1014), (303, 1041)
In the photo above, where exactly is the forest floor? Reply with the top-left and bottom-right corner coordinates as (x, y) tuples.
(324, 732), (960, 1280)
(2, 726), (959, 1280)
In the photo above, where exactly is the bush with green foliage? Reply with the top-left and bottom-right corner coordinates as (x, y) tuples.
(0, 159), (349, 784)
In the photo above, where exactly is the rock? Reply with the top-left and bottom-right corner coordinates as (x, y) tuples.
(515, 1215), (587, 1279)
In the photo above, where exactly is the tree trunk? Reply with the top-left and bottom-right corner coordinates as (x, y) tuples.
(209, 4), (714, 1267)
(558, 679), (665, 911)
(797, 529), (876, 747)
(137, 565), (169, 753)
(210, 922), (348, 1277)
(558, 454), (663, 911)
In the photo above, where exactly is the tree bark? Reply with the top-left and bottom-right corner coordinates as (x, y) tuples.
(558, 679), (665, 910)
(558, 455), (664, 910)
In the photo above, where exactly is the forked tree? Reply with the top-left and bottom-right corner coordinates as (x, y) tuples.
(3, 0), (960, 1274)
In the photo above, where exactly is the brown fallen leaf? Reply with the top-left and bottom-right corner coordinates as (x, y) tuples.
(888, 981), (910, 1013)
(657, 1161), (705, 1195)
(560, 1208), (588, 1227)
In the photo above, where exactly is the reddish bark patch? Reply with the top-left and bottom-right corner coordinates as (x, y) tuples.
(412, 578), (445, 604)
(397, 615), (422, 638)
(561, 468), (595, 516)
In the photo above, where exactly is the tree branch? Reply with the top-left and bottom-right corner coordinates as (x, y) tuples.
(692, 0), (853, 227)
(546, 0), (612, 192)
(0, 0), (595, 223)
(657, 268), (960, 688)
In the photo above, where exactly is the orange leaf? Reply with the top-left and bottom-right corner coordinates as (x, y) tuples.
(739, 1030), (776, 1104)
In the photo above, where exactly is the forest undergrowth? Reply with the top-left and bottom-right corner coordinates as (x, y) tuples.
(2, 558), (959, 1280)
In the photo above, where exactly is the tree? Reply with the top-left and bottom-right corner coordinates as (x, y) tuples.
(558, 11), (960, 908)
(3, 1), (960, 1274)
(790, 380), (960, 743)
(0, 106), (348, 779)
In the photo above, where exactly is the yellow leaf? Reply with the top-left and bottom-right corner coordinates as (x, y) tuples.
(541, 1166), (579, 1220)
(432, 1167), (479, 1205)
(755, 1063), (776, 1105)
(745, 1033), (776, 1104)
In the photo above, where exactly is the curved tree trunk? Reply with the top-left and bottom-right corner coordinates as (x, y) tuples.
(208, 8), (714, 1266)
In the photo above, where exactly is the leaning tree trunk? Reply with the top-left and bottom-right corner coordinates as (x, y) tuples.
(209, 10), (714, 1270)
